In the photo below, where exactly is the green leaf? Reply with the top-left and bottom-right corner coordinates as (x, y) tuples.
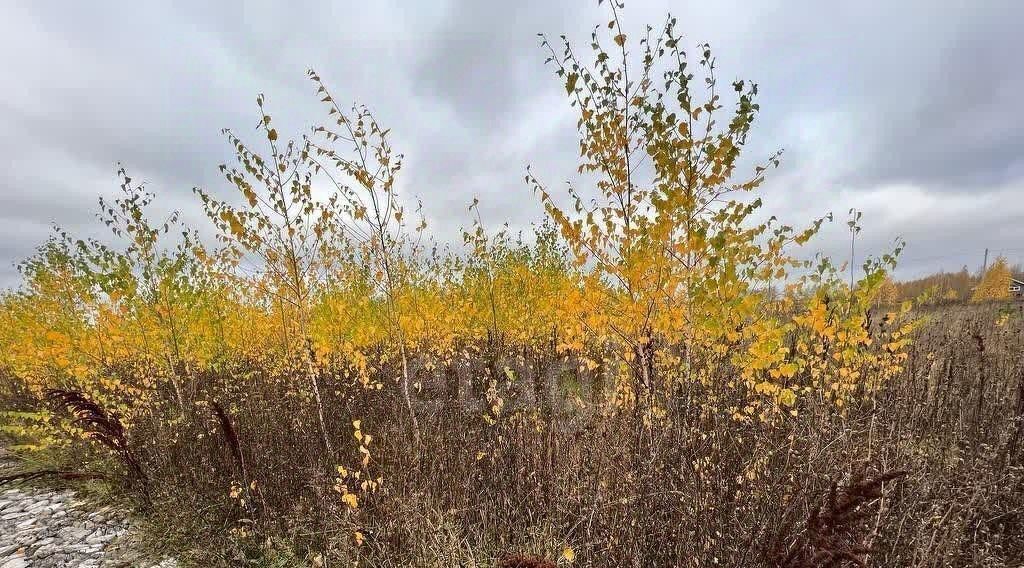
(566, 73), (579, 94)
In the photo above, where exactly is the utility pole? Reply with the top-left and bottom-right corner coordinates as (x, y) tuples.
(982, 248), (989, 276)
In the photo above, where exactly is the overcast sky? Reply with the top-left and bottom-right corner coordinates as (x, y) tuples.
(1, 0), (1022, 289)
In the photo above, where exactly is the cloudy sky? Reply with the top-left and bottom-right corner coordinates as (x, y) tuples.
(1, 0), (1022, 289)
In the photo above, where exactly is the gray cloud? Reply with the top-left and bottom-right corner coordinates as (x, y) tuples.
(411, 0), (576, 128)
(1, 0), (1023, 289)
(842, 6), (1024, 190)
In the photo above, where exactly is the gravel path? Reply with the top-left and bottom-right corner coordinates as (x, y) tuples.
(0, 454), (176, 568)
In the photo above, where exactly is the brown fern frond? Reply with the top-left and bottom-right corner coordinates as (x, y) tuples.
(212, 401), (244, 476)
(45, 388), (147, 490)
(772, 468), (908, 567)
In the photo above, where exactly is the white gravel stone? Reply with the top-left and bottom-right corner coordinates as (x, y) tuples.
(1, 454), (178, 568)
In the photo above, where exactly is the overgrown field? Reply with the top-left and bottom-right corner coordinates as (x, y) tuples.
(2, 4), (1022, 567)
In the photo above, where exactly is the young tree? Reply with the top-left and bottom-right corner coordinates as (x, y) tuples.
(527, 7), (848, 562)
(874, 275), (899, 307)
(1, 238), (98, 395)
(972, 256), (1011, 302)
(305, 70), (426, 447)
(80, 168), (211, 409)
(195, 94), (344, 455)
(529, 3), (825, 417)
